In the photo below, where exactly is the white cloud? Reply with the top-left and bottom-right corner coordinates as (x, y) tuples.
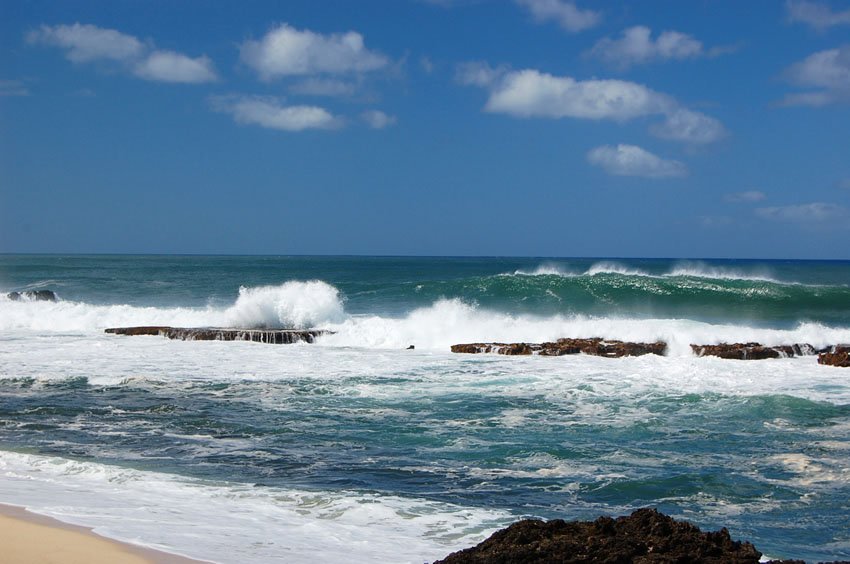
(420, 56), (435, 74)
(782, 45), (850, 106)
(724, 191), (767, 203)
(484, 69), (672, 120)
(787, 0), (850, 30)
(288, 78), (357, 97)
(455, 61), (509, 87)
(465, 68), (725, 144)
(212, 96), (342, 132)
(587, 144), (687, 178)
(515, 0), (601, 33)
(756, 202), (848, 222)
(0, 79), (29, 96)
(27, 23), (144, 63)
(27, 23), (217, 84)
(587, 26), (707, 68)
(650, 108), (727, 144)
(133, 50), (217, 83)
(361, 110), (397, 129)
(240, 24), (388, 80)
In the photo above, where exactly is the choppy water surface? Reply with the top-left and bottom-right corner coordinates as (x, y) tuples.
(1, 255), (849, 562)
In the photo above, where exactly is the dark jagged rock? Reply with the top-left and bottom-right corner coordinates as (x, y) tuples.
(6, 290), (57, 302)
(818, 345), (850, 367)
(451, 338), (666, 358)
(691, 342), (823, 360)
(436, 508), (763, 564)
(105, 326), (331, 344)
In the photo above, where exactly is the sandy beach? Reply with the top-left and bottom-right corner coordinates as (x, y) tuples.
(0, 503), (202, 564)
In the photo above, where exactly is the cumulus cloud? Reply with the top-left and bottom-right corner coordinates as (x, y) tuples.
(587, 144), (687, 178)
(782, 45), (850, 106)
(756, 202), (848, 222)
(211, 96), (342, 132)
(724, 191), (767, 203)
(240, 24), (388, 80)
(27, 23), (217, 84)
(361, 110), (397, 129)
(133, 50), (217, 83)
(515, 0), (601, 33)
(0, 79), (29, 96)
(27, 23), (144, 63)
(587, 26), (725, 68)
(461, 67), (725, 143)
(786, 0), (850, 30)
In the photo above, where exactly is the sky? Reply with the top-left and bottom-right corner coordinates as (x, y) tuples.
(1, 0), (849, 258)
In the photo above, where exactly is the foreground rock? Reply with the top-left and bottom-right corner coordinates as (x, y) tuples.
(451, 338), (666, 357)
(105, 326), (331, 344)
(436, 508), (835, 564)
(819, 345), (850, 367)
(6, 290), (57, 302)
(691, 342), (824, 360)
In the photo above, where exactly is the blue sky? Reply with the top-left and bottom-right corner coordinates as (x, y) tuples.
(1, 0), (849, 258)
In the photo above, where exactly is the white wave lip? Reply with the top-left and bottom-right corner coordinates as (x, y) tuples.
(0, 280), (345, 332)
(223, 281), (345, 328)
(0, 451), (509, 564)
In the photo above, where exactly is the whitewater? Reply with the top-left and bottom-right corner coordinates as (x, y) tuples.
(1, 255), (849, 562)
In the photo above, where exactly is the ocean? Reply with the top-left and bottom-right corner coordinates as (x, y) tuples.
(1, 255), (849, 562)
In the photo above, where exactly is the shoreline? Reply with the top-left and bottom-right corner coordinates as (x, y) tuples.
(0, 502), (205, 564)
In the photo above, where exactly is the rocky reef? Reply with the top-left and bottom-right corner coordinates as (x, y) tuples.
(818, 345), (850, 367)
(452, 339), (850, 365)
(451, 338), (666, 357)
(6, 290), (57, 302)
(691, 342), (825, 360)
(435, 508), (844, 564)
(105, 326), (331, 344)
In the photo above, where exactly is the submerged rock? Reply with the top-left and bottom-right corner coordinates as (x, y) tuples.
(436, 508), (764, 564)
(105, 326), (331, 344)
(451, 338), (667, 357)
(818, 345), (850, 367)
(6, 290), (57, 302)
(691, 342), (822, 360)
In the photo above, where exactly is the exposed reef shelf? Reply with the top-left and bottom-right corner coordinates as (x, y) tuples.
(6, 290), (57, 302)
(452, 339), (849, 365)
(105, 326), (331, 344)
(819, 345), (850, 367)
(451, 338), (666, 357)
(436, 508), (837, 564)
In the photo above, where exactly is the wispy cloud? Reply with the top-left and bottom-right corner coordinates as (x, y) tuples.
(361, 110), (397, 129)
(586, 26), (733, 69)
(27, 23), (217, 84)
(724, 190), (767, 203)
(240, 24), (388, 80)
(460, 67), (726, 144)
(780, 44), (850, 106)
(587, 144), (688, 178)
(786, 0), (850, 31)
(0, 79), (30, 96)
(211, 95), (342, 132)
(756, 202), (848, 222)
(515, 0), (601, 33)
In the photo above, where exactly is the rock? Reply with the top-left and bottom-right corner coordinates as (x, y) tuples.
(451, 338), (666, 358)
(105, 326), (331, 344)
(690, 343), (823, 360)
(6, 290), (57, 302)
(436, 508), (763, 564)
(818, 345), (850, 367)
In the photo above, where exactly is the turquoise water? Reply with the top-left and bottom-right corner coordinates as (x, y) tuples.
(0, 255), (849, 562)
